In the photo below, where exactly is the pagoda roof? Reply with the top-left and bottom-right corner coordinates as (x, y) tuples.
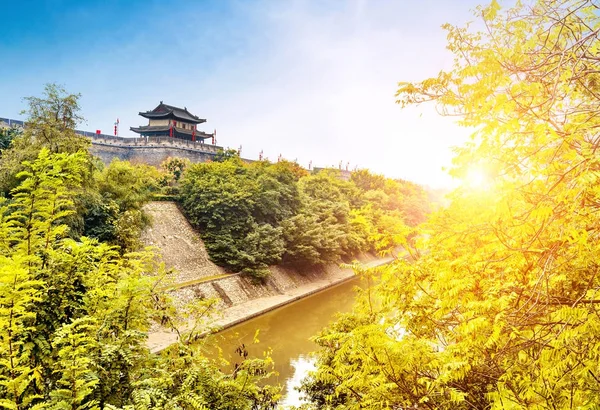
(130, 125), (213, 139)
(139, 102), (207, 124)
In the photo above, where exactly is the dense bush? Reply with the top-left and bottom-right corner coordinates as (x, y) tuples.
(76, 159), (161, 250)
(179, 159), (291, 277)
(0, 127), (20, 154)
(179, 157), (429, 278)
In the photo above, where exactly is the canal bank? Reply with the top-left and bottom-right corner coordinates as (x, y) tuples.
(146, 256), (393, 353)
(142, 201), (396, 353)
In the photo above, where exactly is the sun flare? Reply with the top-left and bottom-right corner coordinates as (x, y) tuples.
(465, 167), (487, 189)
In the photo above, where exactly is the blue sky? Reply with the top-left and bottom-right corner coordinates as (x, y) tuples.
(0, 0), (484, 187)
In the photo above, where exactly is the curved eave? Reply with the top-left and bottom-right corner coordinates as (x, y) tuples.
(130, 126), (212, 140)
(139, 111), (206, 124)
(139, 111), (170, 119)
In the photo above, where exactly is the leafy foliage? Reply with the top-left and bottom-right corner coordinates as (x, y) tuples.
(213, 148), (241, 163)
(180, 158), (428, 277)
(0, 84), (90, 196)
(157, 157), (191, 199)
(179, 160), (287, 277)
(0, 149), (280, 410)
(79, 159), (159, 250)
(0, 127), (20, 156)
(302, 0), (600, 408)
(0, 85), (281, 409)
(161, 157), (191, 183)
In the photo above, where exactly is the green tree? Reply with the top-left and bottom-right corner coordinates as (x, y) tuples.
(0, 256), (43, 410)
(179, 159), (285, 278)
(0, 149), (88, 408)
(213, 148), (241, 163)
(280, 172), (353, 267)
(0, 149), (281, 410)
(281, 209), (346, 267)
(95, 159), (159, 211)
(20, 84), (87, 154)
(350, 169), (386, 192)
(47, 318), (99, 410)
(76, 159), (160, 251)
(179, 158), (428, 277)
(161, 156), (191, 184)
(0, 127), (20, 155)
(304, 0), (600, 408)
(249, 160), (303, 226)
(389, 179), (430, 226)
(0, 84), (90, 196)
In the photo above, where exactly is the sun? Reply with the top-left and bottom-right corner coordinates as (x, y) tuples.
(465, 167), (488, 189)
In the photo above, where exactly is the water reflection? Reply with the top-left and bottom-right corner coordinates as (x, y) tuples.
(281, 356), (316, 407)
(211, 278), (362, 406)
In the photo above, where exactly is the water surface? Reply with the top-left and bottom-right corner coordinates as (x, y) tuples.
(209, 278), (363, 406)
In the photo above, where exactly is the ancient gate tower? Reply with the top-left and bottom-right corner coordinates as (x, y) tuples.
(130, 102), (215, 142)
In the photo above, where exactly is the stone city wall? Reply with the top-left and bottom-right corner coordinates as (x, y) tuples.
(90, 143), (218, 166)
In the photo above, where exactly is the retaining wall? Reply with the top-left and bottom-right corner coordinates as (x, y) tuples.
(140, 202), (225, 283)
(141, 201), (391, 351)
(140, 201), (379, 312)
(168, 253), (381, 314)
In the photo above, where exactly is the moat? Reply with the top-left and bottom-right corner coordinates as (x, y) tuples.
(209, 277), (364, 406)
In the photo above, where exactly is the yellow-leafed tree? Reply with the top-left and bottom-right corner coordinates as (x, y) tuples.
(302, 1), (600, 409)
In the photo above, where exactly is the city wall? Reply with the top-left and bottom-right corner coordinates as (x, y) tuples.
(1, 117), (223, 166)
(90, 143), (218, 166)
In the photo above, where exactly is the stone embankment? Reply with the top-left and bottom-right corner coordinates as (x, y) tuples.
(141, 201), (393, 352)
(140, 201), (225, 284)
